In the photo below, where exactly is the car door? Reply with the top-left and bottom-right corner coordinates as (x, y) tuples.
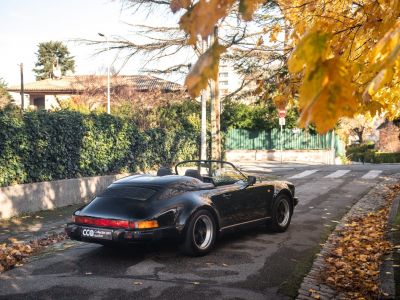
(239, 183), (274, 221)
(211, 182), (274, 227)
(211, 184), (248, 227)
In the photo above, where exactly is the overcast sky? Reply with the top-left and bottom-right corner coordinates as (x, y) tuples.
(0, 0), (185, 86)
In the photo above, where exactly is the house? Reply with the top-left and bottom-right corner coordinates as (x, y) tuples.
(376, 119), (400, 152)
(7, 75), (184, 110)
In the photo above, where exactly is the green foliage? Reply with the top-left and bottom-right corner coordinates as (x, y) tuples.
(112, 99), (201, 132)
(366, 152), (400, 163)
(33, 41), (75, 80)
(0, 107), (199, 187)
(345, 143), (400, 163)
(133, 128), (199, 170)
(221, 100), (299, 131)
(346, 143), (375, 162)
(0, 78), (12, 107)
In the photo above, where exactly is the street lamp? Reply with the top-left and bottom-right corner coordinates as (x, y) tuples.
(98, 32), (111, 114)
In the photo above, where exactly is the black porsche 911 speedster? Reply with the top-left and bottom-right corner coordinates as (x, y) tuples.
(66, 160), (298, 256)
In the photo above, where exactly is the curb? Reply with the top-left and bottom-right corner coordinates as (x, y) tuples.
(296, 175), (400, 300)
(380, 194), (400, 299)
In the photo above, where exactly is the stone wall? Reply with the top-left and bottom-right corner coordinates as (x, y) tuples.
(0, 173), (129, 219)
(376, 122), (400, 152)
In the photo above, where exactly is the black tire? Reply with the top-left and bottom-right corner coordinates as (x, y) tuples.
(179, 209), (217, 256)
(267, 194), (293, 232)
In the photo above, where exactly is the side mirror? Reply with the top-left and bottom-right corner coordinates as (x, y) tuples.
(247, 175), (257, 185)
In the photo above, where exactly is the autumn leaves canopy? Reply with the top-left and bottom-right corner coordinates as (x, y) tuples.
(171, 0), (400, 133)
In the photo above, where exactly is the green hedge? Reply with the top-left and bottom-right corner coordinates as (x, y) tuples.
(346, 144), (375, 162)
(366, 152), (400, 163)
(0, 107), (199, 187)
(346, 144), (400, 163)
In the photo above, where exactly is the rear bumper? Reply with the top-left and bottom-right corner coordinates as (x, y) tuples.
(65, 223), (179, 244)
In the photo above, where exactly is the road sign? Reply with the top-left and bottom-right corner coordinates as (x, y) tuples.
(279, 117), (286, 126)
(278, 109), (286, 118)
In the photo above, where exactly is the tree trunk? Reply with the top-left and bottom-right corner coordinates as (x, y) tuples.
(210, 26), (221, 161)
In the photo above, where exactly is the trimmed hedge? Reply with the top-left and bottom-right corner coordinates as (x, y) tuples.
(0, 107), (199, 187)
(346, 144), (400, 163)
(366, 152), (400, 163)
(346, 144), (375, 162)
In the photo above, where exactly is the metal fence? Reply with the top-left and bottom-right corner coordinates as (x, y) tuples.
(225, 128), (337, 150)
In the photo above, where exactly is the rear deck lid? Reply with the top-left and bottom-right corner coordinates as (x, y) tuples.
(78, 184), (158, 220)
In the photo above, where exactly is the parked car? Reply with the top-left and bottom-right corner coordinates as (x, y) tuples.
(65, 160), (298, 256)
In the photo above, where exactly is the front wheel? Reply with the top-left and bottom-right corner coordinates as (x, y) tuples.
(267, 194), (293, 232)
(179, 210), (217, 256)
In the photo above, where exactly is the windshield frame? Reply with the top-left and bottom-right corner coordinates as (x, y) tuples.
(175, 160), (248, 183)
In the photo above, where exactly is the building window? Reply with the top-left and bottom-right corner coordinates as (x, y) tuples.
(220, 81), (229, 86)
(219, 72), (228, 77)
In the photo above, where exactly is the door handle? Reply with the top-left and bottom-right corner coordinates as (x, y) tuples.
(222, 193), (231, 199)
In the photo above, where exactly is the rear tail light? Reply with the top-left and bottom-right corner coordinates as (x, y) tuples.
(73, 216), (159, 229)
(134, 220), (159, 229)
(74, 216), (129, 229)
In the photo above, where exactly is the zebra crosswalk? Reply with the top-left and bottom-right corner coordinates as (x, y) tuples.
(361, 170), (382, 179)
(324, 170), (350, 178)
(287, 169), (383, 180)
(289, 170), (319, 179)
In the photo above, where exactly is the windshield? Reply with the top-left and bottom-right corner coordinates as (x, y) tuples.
(176, 160), (247, 186)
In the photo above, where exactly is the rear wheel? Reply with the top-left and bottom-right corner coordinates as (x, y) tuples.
(267, 194), (292, 232)
(179, 210), (216, 256)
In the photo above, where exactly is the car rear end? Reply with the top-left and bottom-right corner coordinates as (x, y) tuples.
(65, 183), (179, 244)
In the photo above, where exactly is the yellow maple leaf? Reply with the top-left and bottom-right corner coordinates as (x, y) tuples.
(269, 24), (282, 43)
(179, 0), (235, 44)
(239, 0), (265, 21)
(371, 21), (400, 67)
(288, 30), (331, 74)
(185, 41), (226, 97)
(298, 58), (358, 133)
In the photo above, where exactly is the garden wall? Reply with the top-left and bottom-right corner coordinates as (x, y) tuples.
(0, 173), (129, 219)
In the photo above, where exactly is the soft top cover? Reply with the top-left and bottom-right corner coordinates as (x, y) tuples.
(114, 174), (202, 187)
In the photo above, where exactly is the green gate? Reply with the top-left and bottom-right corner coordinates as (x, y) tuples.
(225, 128), (343, 152)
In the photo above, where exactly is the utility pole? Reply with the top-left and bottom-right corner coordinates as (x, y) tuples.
(210, 26), (221, 161)
(200, 40), (208, 161)
(20, 63), (24, 109)
(200, 88), (207, 161)
(98, 33), (111, 114)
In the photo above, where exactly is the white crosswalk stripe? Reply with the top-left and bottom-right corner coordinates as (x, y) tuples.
(289, 169), (318, 179)
(324, 170), (350, 178)
(362, 170), (382, 179)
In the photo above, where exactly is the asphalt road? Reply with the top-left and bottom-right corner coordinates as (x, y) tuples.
(1, 163), (399, 300)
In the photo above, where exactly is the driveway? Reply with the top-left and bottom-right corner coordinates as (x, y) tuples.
(0, 164), (399, 299)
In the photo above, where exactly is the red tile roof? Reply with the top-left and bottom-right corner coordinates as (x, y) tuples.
(7, 75), (184, 93)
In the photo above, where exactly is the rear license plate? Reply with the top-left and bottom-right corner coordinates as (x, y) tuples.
(81, 227), (113, 240)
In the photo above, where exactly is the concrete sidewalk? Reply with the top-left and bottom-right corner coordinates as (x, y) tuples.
(0, 204), (81, 245)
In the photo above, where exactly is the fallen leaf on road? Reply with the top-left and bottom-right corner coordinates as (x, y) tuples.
(0, 232), (67, 273)
(321, 182), (400, 299)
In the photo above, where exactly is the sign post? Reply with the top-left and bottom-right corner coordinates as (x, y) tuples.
(278, 109), (286, 164)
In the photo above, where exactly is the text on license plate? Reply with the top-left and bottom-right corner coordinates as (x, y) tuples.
(81, 227), (113, 240)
